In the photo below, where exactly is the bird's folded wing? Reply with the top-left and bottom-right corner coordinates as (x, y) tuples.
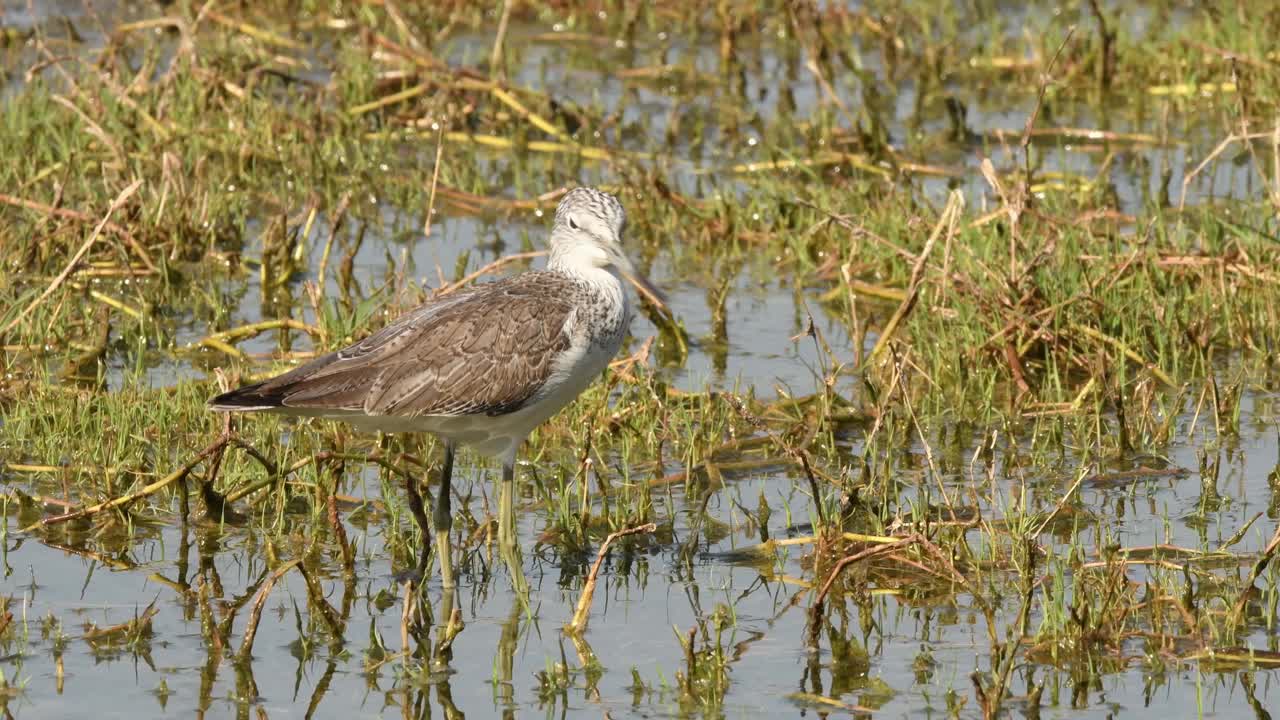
(212, 274), (576, 418)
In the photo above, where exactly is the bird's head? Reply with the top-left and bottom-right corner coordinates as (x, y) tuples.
(549, 187), (667, 309)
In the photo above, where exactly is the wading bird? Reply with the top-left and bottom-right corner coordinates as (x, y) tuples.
(209, 187), (664, 588)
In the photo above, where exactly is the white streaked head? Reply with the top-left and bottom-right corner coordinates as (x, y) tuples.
(548, 187), (666, 308)
(549, 187), (626, 267)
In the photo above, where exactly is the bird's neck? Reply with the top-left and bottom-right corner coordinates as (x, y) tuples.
(548, 251), (631, 324)
(549, 247), (615, 284)
(549, 242), (601, 273)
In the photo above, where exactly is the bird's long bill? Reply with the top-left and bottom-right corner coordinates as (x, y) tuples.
(613, 253), (670, 315)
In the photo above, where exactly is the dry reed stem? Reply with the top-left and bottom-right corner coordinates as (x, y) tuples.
(184, 318), (322, 353)
(787, 692), (876, 713)
(565, 522), (658, 635)
(1070, 322), (1175, 388)
(237, 559), (303, 662)
(1178, 128), (1278, 211)
(489, 86), (571, 142)
(865, 189), (963, 364)
(490, 0), (513, 80)
(205, 9), (304, 50)
(433, 601), (465, 660)
(316, 193), (352, 306)
(382, 0), (426, 51)
(406, 131), (650, 162)
(83, 600), (159, 643)
(347, 82), (430, 116)
(422, 124), (445, 241)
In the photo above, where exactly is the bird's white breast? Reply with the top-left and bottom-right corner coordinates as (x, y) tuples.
(527, 266), (630, 416)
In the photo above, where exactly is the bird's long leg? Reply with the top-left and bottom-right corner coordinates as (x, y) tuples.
(498, 448), (517, 550)
(434, 440), (457, 589)
(497, 448), (528, 596)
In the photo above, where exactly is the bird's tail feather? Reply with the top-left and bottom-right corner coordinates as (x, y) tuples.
(207, 382), (285, 412)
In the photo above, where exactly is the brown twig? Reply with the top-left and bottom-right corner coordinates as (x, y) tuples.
(1020, 27), (1077, 193)
(316, 192), (352, 304)
(297, 564), (343, 638)
(811, 535), (921, 613)
(404, 473), (432, 540)
(237, 559), (303, 662)
(400, 579), (415, 657)
(565, 523), (658, 634)
(183, 319), (322, 354)
(327, 489), (354, 575)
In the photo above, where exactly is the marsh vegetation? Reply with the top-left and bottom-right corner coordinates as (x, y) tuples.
(2, 1), (1280, 717)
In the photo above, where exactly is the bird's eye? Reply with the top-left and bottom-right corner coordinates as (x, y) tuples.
(568, 217), (579, 230)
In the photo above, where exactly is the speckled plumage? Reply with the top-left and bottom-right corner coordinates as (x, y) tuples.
(209, 186), (659, 588)
(209, 187), (641, 461)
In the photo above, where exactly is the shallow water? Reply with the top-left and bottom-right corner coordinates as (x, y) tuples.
(5, 395), (1277, 718)
(3, 2), (1280, 719)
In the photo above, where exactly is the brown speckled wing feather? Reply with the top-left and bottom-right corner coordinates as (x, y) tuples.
(210, 272), (576, 417)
